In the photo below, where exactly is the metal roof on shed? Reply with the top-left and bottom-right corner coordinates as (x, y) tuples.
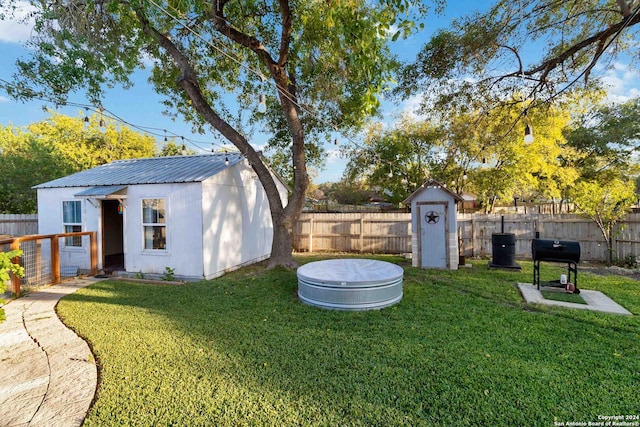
(34, 153), (245, 189)
(402, 178), (464, 205)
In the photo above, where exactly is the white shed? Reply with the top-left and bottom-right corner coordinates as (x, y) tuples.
(403, 179), (463, 270)
(34, 153), (288, 280)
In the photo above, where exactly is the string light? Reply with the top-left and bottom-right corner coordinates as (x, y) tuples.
(99, 104), (105, 127)
(257, 93), (266, 113)
(524, 123), (533, 144)
(0, 77), (230, 154)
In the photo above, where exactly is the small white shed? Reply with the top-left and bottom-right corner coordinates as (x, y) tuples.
(34, 153), (288, 280)
(403, 179), (463, 270)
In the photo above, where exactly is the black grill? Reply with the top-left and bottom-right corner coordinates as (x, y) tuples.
(532, 239), (581, 291)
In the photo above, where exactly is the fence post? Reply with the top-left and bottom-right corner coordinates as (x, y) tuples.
(90, 231), (98, 275)
(51, 235), (60, 285)
(359, 214), (364, 253)
(471, 216), (476, 258)
(10, 239), (21, 297)
(309, 218), (314, 253)
(35, 240), (42, 283)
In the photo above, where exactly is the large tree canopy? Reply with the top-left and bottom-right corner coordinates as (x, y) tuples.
(564, 96), (640, 181)
(343, 115), (441, 205)
(343, 102), (578, 211)
(570, 178), (637, 264)
(2, 0), (434, 268)
(398, 0), (640, 115)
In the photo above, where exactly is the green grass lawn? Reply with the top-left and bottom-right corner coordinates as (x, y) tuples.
(56, 256), (640, 426)
(540, 289), (587, 304)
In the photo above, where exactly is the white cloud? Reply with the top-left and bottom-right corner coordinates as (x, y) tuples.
(0, 1), (37, 44)
(399, 93), (424, 118)
(0, 95), (9, 103)
(598, 61), (640, 104)
(325, 148), (342, 160)
(251, 143), (268, 152)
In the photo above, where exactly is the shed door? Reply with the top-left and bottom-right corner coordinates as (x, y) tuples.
(419, 204), (447, 269)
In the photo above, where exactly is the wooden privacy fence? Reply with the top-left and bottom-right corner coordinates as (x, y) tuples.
(294, 212), (640, 262)
(0, 214), (38, 237)
(1, 231), (98, 297)
(293, 213), (411, 254)
(456, 214), (613, 261)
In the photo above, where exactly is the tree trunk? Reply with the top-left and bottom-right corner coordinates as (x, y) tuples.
(268, 213), (298, 269)
(607, 223), (614, 265)
(136, 9), (307, 270)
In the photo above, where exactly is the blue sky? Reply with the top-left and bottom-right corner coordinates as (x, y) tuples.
(1, 1), (639, 183)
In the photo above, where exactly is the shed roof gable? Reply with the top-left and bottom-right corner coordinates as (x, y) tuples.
(402, 179), (464, 205)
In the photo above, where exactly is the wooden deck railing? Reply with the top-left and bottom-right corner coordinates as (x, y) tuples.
(1, 231), (97, 297)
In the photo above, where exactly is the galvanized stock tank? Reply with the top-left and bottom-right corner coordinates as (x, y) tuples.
(297, 259), (403, 311)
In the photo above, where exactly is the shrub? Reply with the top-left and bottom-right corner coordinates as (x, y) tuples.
(1, 250), (24, 300)
(615, 253), (638, 269)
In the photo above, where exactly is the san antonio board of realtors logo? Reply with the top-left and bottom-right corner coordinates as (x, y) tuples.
(424, 211), (440, 224)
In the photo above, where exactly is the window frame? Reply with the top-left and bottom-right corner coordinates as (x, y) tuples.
(141, 198), (168, 251)
(62, 200), (82, 247)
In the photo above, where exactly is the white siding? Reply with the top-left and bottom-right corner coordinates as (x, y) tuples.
(124, 182), (204, 279)
(409, 186), (459, 270)
(201, 160), (278, 279)
(36, 187), (97, 271)
(36, 159), (288, 280)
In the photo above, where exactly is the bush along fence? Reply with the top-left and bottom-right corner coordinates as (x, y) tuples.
(293, 212), (640, 263)
(0, 231), (97, 297)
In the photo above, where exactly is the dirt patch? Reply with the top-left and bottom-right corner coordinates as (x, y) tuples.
(580, 264), (640, 281)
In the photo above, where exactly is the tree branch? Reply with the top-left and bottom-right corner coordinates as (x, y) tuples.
(134, 7), (284, 212)
(212, 0), (276, 68)
(528, 6), (640, 83)
(617, 0), (632, 18)
(584, 38), (607, 82)
(214, 1), (306, 219)
(277, 0), (292, 67)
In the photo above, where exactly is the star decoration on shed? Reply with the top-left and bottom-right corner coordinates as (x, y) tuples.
(425, 211), (440, 224)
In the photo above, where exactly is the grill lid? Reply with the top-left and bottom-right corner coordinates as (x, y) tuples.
(531, 239), (580, 263)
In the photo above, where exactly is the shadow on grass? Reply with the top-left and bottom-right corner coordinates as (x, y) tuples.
(57, 256), (640, 426)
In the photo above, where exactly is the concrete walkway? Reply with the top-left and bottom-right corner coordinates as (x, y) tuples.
(0, 278), (99, 426)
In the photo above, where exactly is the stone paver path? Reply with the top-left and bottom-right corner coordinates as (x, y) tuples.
(0, 278), (99, 426)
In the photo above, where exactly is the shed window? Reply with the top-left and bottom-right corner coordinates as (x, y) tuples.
(62, 200), (82, 247)
(142, 199), (166, 250)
